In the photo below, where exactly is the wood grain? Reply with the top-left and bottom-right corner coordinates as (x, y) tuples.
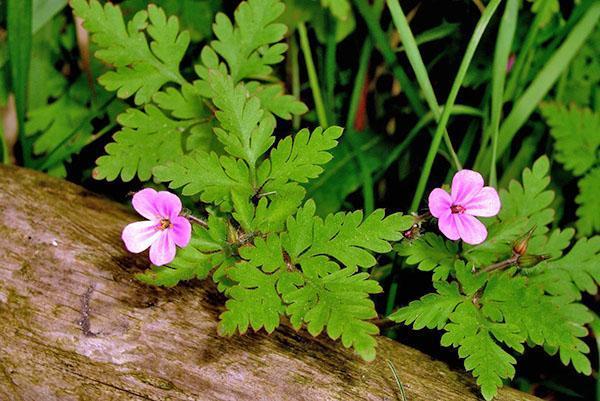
(0, 165), (542, 401)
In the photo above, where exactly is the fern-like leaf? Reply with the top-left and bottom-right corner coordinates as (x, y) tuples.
(72, 0), (188, 104)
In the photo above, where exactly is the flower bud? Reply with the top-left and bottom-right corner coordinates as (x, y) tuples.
(513, 227), (536, 255)
(517, 254), (548, 268)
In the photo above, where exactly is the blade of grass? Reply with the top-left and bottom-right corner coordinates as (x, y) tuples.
(8, 0), (33, 166)
(480, 2), (600, 174)
(386, 0), (462, 171)
(409, 0), (502, 212)
(395, 22), (459, 54)
(32, 0), (68, 34)
(297, 22), (328, 127)
(289, 35), (301, 131)
(386, 359), (407, 401)
(325, 14), (337, 125)
(489, 0), (519, 187)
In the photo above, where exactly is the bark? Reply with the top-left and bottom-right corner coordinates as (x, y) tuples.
(0, 165), (541, 401)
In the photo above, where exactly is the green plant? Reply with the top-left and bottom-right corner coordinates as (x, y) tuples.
(73, 0), (414, 361)
(391, 156), (599, 400)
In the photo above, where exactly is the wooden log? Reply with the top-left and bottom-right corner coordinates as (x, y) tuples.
(0, 165), (541, 401)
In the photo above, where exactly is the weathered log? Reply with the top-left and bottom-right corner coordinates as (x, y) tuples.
(0, 165), (541, 401)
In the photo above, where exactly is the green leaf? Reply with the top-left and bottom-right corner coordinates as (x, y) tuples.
(262, 126), (343, 185)
(284, 266), (381, 361)
(219, 233), (299, 334)
(539, 102), (600, 176)
(576, 167), (600, 235)
(121, 0), (222, 43)
(219, 262), (286, 335)
(207, 70), (275, 166)
(94, 105), (186, 182)
(530, 237), (600, 299)
(483, 272), (592, 374)
(206, 0), (287, 82)
(153, 151), (254, 211)
(499, 155), (555, 235)
(8, 0), (33, 165)
(395, 233), (459, 280)
(441, 302), (520, 401)
(284, 201), (410, 269)
(389, 281), (463, 329)
(72, 0), (188, 104)
(136, 216), (228, 287)
(25, 81), (92, 156)
(561, 27), (600, 107)
(247, 82), (308, 119)
(153, 84), (210, 120)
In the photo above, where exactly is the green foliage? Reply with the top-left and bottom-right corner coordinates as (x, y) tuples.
(219, 200), (412, 360)
(539, 103), (599, 176)
(540, 102), (600, 235)
(72, 0), (188, 105)
(136, 215), (238, 289)
(395, 233), (459, 280)
(76, 0), (409, 361)
(575, 168), (600, 235)
(561, 26), (600, 107)
(392, 157), (599, 400)
(75, 0), (306, 183)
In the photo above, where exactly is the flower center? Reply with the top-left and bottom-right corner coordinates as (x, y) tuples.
(450, 204), (466, 214)
(158, 218), (172, 231)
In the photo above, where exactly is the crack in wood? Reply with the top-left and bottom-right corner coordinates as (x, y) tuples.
(78, 284), (97, 337)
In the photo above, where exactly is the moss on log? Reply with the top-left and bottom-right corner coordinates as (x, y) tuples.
(0, 165), (542, 401)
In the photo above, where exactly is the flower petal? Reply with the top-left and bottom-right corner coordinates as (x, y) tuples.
(454, 214), (487, 245)
(437, 210), (460, 241)
(170, 216), (191, 247)
(428, 188), (452, 218)
(464, 186), (501, 217)
(155, 191), (183, 220)
(132, 188), (160, 220)
(451, 169), (484, 204)
(149, 231), (176, 266)
(122, 220), (160, 253)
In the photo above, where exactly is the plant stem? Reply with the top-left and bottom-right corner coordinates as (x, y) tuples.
(409, 0), (502, 213)
(187, 214), (209, 229)
(386, 0), (462, 171)
(480, 255), (518, 273)
(489, 0), (519, 187)
(297, 22), (328, 127)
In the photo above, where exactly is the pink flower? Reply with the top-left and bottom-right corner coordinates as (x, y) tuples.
(428, 170), (501, 245)
(122, 188), (191, 266)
